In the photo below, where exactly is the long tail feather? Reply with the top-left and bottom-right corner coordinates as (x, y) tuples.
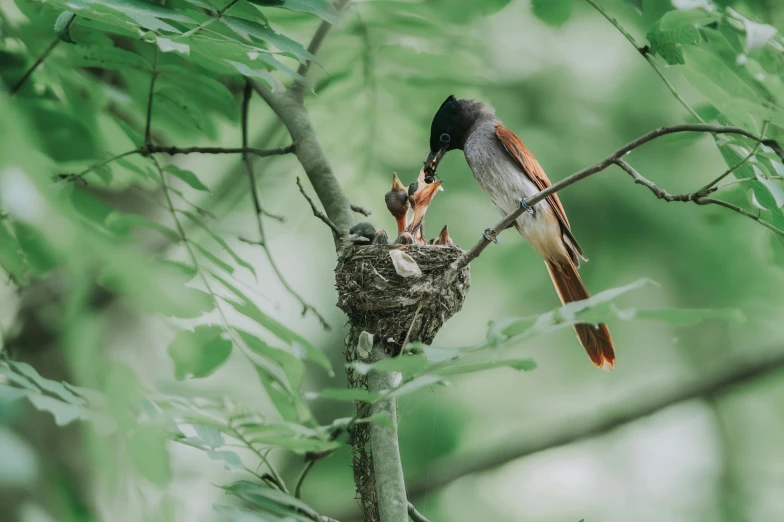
(545, 259), (615, 370)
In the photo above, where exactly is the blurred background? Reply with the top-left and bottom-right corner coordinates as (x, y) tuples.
(2, 0), (784, 521)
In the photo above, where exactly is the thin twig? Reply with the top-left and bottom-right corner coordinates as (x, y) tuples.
(146, 144), (295, 157)
(145, 47), (159, 146)
(350, 204), (371, 217)
(614, 159), (784, 236)
(291, 0), (352, 98)
(294, 459), (317, 499)
(407, 503), (431, 522)
(179, 0), (240, 38)
(230, 427), (290, 494)
(453, 123), (783, 270)
(297, 177), (341, 237)
(699, 119), (770, 193)
(583, 0), (704, 122)
(241, 81), (331, 330)
(10, 37), (60, 96)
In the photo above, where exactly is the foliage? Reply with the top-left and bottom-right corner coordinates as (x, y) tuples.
(2, 0), (784, 521)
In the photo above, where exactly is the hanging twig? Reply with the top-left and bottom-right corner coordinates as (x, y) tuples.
(297, 177), (341, 237)
(10, 37), (61, 96)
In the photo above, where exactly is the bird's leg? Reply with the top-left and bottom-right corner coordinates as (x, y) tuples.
(483, 228), (499, 244)
(519, 197), (535, 216)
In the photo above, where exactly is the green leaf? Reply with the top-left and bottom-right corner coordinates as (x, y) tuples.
(194, 424), (224, 448)
(67, 45), (150, 71)
(239, 330), (305, 390)
(646, 10), (714, 65)
(26, 394), (89, 426)
(305, 387), (381, 402)
(206, 449), (243, 470)
(224, 481), (319, 521)
(167, 325), (233, 380)
(0, 427), (38, 487)
(220, 17), (317, 65)
(435, 358), (537, 376)
(223, 59), (277, 89)
(193, 241), (235, 274)
(105, 212), (181, 242)
(531, 0), (573, 27)
(180, 211), (257, 276)
(0, 222), (29, 284)
(156, 37), (190, 55)
(621, 307), (745, 326)
(248, 0), (342, 25)
(212, 273), (331, 374)
(384, 374), (448, 401)
(128, 426), (172, 485)
(348, 354), (427, 376)
(246, 422), (337, 454)
(54, 11), (77, 44)
(13, 222), (59, 276)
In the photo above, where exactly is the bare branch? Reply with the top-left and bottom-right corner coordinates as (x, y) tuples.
(297, 177), (341, 237)
(453, 123), (782, 270)
(146, 144), (295, 157)
(350, 204), (372, 217)
(145, 47), (159, 146)
(403, 350), (784, 503)
(241, 81), (331, 331)
(10, 37), (60, 96)
(290, 0), (353, 99)
(407, 504), (430, 522)
(251, 81), (354, 239)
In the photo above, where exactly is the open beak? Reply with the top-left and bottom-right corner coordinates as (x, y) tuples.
(407, 178), (443, 236)
(423, 148), (446, 182)
(433, 225), (453, 246)
(391, 172), (406, 192)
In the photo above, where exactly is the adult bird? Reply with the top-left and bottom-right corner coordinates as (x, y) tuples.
(423, 95), (615, 369)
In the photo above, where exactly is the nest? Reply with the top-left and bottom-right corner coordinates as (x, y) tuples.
(335, 241), (471, 355)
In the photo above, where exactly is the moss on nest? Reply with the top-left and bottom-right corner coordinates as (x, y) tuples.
(335, 241), (471, 355)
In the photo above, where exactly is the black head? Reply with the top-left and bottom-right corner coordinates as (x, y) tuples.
(424, 95), (486, 180)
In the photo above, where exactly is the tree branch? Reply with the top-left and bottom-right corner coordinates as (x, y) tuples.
(145, 47), (159, 146)
(146, 144), (295, 157)
(367, 347), (408, 522)
(297, 177), (341, 237)
(350, 204), (372, 217)
(404, 349), (784, 503)
(241, 81), (330, 330)
(407, 503), (430, 522)
(290, 0), (353, 99)
(10, 37), (60, 96)
(251, 81), (354, 240)
(452, 123), (782, 270)
(583, 0), (705, 122)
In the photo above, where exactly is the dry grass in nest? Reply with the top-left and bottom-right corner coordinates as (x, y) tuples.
(335, 241), (471, 355)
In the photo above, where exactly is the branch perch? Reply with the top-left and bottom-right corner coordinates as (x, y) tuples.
(453, 123), (784, 270)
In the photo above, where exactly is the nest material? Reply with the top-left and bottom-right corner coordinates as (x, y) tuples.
(335, 241), (471, 354)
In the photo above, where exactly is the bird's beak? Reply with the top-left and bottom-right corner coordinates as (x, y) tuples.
(434, 225), (452, 246)
(407, 179), (443, 236)
(423, 148), (445, 181)
(391, 172), (405, 192)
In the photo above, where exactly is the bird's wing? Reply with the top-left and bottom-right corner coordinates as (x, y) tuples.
(495, 123), (585, 262)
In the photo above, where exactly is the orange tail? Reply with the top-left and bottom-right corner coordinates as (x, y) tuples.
(546, 259), (615, 370)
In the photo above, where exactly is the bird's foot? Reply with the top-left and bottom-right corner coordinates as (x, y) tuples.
(519, 197), (535, 215)
(483, 228), (499, 244)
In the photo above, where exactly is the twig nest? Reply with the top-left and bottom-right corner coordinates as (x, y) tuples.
(335, 241), (471, 354)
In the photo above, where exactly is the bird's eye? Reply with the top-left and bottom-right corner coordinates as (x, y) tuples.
(440, 133), (451, 143)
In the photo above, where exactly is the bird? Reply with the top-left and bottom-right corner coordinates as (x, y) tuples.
(385, 172), (410, 236)
(431, 225), (454, 246)
(423, 95), (615, 370)
(406, 169), (443, 244)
